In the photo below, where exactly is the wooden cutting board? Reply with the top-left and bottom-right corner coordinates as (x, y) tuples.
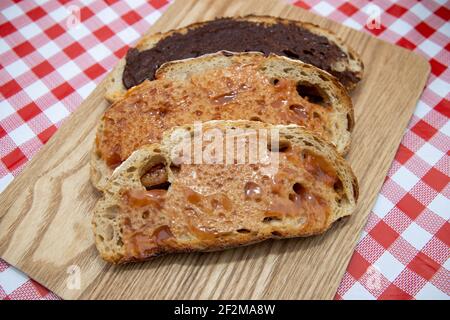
(0, 0), (430, 300)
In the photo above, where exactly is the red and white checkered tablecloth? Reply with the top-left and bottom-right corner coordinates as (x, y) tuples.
(0, 0), (448, 300)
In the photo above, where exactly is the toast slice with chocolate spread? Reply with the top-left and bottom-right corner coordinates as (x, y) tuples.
(92, 120), (358, 263)
(105, 15), (363, 102)
(92, 52), (354, 190)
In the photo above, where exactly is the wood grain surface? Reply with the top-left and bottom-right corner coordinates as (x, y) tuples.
(0, 0), (430, 300)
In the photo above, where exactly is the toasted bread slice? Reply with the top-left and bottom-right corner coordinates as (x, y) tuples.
(92, 120), (358, 263)
(105, 15), (363, 102)
(92, 52), (354, 190)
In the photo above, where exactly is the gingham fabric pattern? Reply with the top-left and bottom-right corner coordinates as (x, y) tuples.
(0, 0), (448, 300)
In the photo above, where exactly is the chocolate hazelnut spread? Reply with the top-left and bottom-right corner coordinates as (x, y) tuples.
(123, 18), (359, 89)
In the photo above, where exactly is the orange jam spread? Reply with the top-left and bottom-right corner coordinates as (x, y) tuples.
(120, 142), (341, 259)
(265, 182), (327, 227)
(262, 146), (338, 228)
(184, 187), (233, 214)
(153, 225), (174, 245)
(125, 225), (174, 259)
(244, 181), (262, 200)
(188, 224), (221, 241)
(124, 189), (167, 208)
(186, 188), (202, 205)
(97, 57), (331, 168)
(286, 149), (338, 187)
(303, 151), (337, 186)
(125, 231), (152, 258)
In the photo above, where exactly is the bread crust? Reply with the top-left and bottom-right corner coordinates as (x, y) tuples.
(92, 120), (358, 263)
(105, 15), (363, 102)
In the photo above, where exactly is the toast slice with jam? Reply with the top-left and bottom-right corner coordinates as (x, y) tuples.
(92, 120), (358, 263)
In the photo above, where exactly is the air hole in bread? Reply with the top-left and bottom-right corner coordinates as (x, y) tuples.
(263, 216), (281, 223)
(127, 166), (137, 173)
(270, 78), (279, 85)
(296, 83), (328, 107)
(293, 183), (305, 195)
(146, 181), (171, 191)
(333, 180), (344, 194)
(105, 205), (119, 219)
(268, 140), (291, 153)
(282, 49), (300, 59)
(319, 74), (329, 82)
(312, 136), (321, 144)
(249, 116), (263, 122)
(170, 163), (181, 175)
(141, 163), (169, 189)
(313, 112), (321, 119)
(142, 210), (150, 219)
(195, 110), (203, 116)
(283, 67), (294, 73)
(271, 231), (282, 237)
(153, 148), (161, 153)
(104, 224), (114, 241)
(237, 228), (251, 234)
